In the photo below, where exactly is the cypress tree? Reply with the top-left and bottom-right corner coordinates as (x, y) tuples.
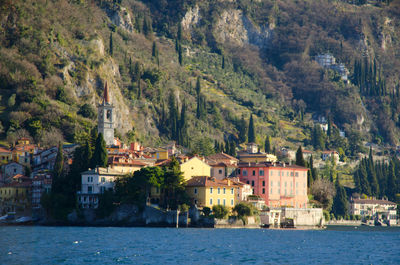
(229, 141), (236, 157)
(222, 55), (225, 69)
(295, 146), (306, 167)
(196, 77), (203, 119)
(264, 135), (271, 153)
(109, 32), (113, 56)
(387, 161), (397, 201)
(177, 23), (182, 41)
(238, 116), (247, 143)
(178, 43), (183, 66)
(248, 114), (256, 143)
(332, 178), (348, 218)
(53, 142), (64, 180)
(91, 133), (108, 168)
(168, 93), (179, 140)
(359, 159), (371, 196)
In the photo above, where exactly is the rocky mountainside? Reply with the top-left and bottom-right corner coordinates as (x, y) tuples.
(0, 0), (399, 157)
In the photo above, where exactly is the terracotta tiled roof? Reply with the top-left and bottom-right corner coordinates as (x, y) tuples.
(322, 150), (339, 154)
(0, 147), (11, 153)
(186, 176), (241, 188)
(352, 198), (397, 206)
(206, 152), (238, 162)
(238, 162), (308, 170)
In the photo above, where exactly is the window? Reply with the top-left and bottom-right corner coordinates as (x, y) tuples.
(218, 199), (220, 205)
(295, 172), (299, 177)
(223, 188), (226, 194)
(278, 181), (280, 186)
(14, 168), (17, 173)
(88, 176), (91, 182)
(270, 181), (273, 187)
(101, 177), (105, 182)
(231, 199), (234, 206)
(252, 170), (256, 176)
(210, 188), (213, 194)
(291, 172), (294, 176)
(271, 171), (273, 176)
(296, 182), (298, 188)
(218, 169), (223, 174)
(285, 182), (287, 187)
(285, 189), (287, 195)
(252, 189), (254, 194)
(262, 188), (265, 194)
(231, 188), (234, 194)
(247, 181), (250, 185)
(223, 199), (226, 206)
(287, 172), (289, 176)
(259, 170), (264, 176)
(278, 188), (280, 194)
(88, 186), (92, 194)
(243, 170), (247, 176)
(251, 180), (255, 186)
(210, 198), (213, 205)
(270, 188), (273, 194)
(218, 188), (220, 194)
(262, 181), (265, 186)
(238, 169), (241, 174)
(278, 171), (281, 177)
(194, 188), (198, 194)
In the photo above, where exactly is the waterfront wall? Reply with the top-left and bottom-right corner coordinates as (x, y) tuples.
(281, 208), (324, 227)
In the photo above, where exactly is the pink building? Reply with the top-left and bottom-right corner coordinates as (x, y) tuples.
(237, 162), (308, 208)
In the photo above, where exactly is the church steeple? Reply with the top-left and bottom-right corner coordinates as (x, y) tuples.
(98, 81), (114, 146)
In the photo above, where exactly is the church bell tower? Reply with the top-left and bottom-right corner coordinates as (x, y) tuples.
(98, 82), (114, 146)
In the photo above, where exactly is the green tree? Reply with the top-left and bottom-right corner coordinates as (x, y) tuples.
(312, 125), (325, 150)
(203, 206), (211, 216)
(109, 32), (113, 56)
(162, 157), (185, 209)
(91, 133), (108, 168)
(295, 145), (306, 167)
(238, 116), (248, 143)
(53, 142), (64, 183)
(332, 179), (348, 218)
(212, 205), (229, 219)
(264, 136), (271, 153)
(178, 42), (183, 66)
(168, 92), (179, 141)
(7, 94), (16, 108)
(152, 41), (159, 67)
(233, 202), (258, 217)
(248, 114), (256, 143)
(177, 23), (182, 41)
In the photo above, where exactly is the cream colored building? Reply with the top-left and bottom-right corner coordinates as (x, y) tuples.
(350, 198), (397, 225)
(180, 156), (211, 181)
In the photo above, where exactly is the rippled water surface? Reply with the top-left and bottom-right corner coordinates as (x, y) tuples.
(0, 226), (399, 264)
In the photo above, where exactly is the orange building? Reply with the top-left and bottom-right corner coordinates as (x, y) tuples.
(238, 162), (308, 208)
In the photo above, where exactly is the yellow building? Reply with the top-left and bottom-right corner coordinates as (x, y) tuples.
(150, 148), (169, 160)
(180, 156), (211, 181)
(185, 176), (243, 209)
(0, 179), (31, 214)
(0, 147), (12, 165)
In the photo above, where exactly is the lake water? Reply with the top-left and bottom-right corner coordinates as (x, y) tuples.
(0, 226), (399, 264)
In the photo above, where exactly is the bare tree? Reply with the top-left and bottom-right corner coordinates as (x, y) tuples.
(311, 178), (336, 210)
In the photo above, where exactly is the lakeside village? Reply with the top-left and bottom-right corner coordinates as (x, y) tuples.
(0, 84), (398, 228)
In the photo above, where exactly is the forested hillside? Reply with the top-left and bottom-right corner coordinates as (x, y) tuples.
(1, 0), (400, 157)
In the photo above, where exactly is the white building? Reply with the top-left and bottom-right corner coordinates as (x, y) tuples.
(77, 167), (125, 208)
(350, 198), (397, 226)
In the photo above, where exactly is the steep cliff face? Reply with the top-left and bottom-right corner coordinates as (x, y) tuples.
(213, 9), (273, 48)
